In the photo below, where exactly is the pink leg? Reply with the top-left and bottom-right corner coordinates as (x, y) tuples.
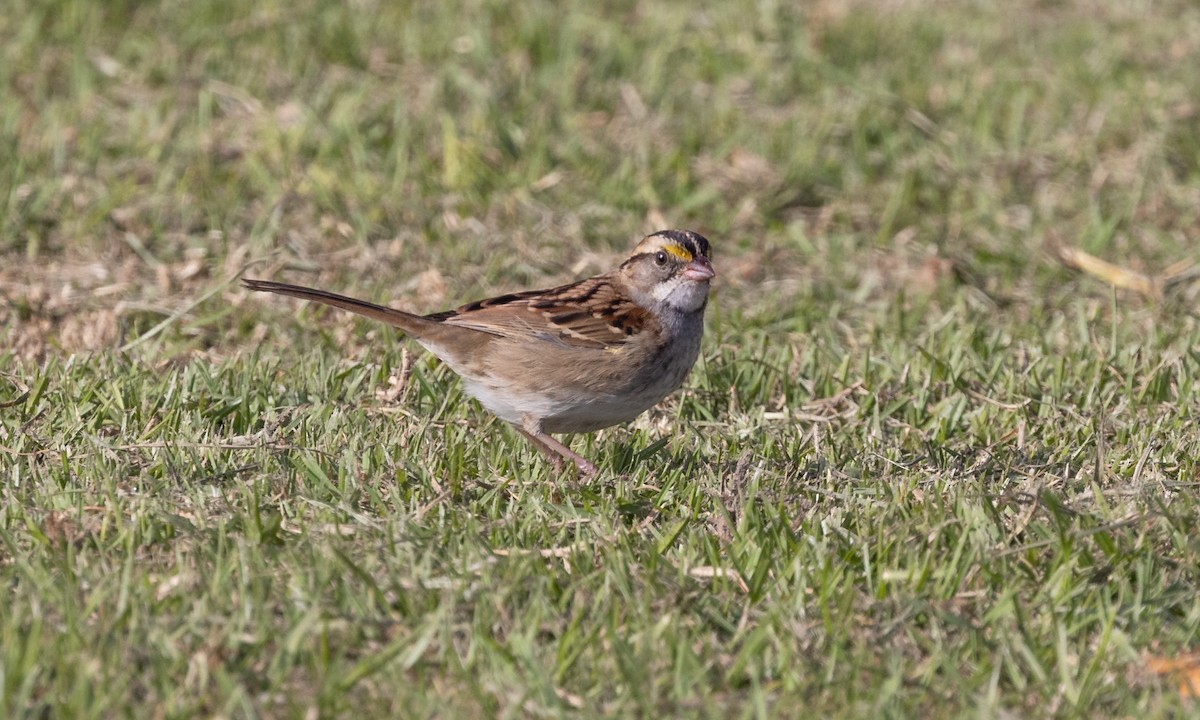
(515, 427), (566, 471)
(517, 417), (598, 478)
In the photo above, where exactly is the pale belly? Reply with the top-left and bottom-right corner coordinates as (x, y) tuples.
(457, 325), (702, 434)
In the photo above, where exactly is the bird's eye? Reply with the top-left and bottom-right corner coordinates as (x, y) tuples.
(654, 251), (668, 266)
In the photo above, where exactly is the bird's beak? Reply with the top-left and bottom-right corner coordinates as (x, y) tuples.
(681, 257), (715, 281)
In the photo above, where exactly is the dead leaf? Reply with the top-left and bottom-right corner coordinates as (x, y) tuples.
(1145, 651), (1200, 700)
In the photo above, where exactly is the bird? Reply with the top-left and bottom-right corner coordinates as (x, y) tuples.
(241, 229), (715, 478)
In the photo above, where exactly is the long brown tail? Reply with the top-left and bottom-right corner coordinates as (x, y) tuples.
(241, 278), (442, 335)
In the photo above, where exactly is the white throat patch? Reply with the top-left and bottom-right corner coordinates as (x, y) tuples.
(650, 276), (684, 303)
(651, 275), (709, 313)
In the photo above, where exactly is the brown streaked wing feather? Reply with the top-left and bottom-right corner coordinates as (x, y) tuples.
(438, 275), (652, 349)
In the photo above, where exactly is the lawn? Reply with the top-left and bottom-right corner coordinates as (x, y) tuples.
(3, 0), (1200, 716)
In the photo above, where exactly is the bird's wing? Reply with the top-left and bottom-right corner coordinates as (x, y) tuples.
(433, 276), (652, 349)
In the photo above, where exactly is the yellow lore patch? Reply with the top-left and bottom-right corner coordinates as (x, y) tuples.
(663, 243), (693, 262)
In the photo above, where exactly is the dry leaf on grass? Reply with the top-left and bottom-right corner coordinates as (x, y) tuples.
(1145, 651), (1200, 700)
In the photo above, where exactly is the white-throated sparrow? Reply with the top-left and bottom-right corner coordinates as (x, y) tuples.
(242, 229), (714, 477)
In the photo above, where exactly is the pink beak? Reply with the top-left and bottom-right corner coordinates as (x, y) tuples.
(682, 257), (715, 281)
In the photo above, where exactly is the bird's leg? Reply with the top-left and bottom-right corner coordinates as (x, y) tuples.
(515, 427), (566, 471)
(518, 417), (598, 478)
(529, 430), (599, 478)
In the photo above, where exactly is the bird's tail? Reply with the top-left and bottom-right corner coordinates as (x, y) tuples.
(241, 278), (441, 334)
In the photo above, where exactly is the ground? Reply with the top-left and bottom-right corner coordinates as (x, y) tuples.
(2, 0), (1200, 716)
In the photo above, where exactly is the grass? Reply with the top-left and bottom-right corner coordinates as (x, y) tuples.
(4, 0), (1200, 716)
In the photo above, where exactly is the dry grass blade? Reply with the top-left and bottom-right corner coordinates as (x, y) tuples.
(1052, 243), (1161, 299)
(687, 565), (750, 594)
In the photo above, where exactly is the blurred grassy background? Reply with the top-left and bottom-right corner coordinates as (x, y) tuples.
(3, 0), (1200, 717)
